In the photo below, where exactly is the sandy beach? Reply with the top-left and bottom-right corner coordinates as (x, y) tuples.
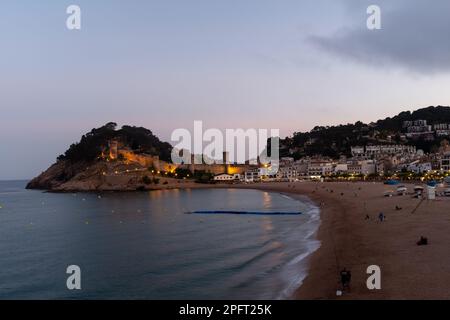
(237, 181), (450, 300)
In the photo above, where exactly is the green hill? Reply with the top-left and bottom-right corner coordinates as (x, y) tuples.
(282, 106), (450, 158)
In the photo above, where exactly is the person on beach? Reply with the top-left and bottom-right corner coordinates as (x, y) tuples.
(340, 268), (351, 290)
(378, 212), (385, 222)
(417, 236), (428, 246)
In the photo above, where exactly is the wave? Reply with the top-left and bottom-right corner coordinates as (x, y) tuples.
(277, 200), (322, 299)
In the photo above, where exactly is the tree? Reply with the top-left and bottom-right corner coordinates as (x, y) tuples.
(142, 175), (152, 184)
(57, 122), (173, 163)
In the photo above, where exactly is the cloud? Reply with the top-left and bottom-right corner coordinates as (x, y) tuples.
(309, 0), (450, 74)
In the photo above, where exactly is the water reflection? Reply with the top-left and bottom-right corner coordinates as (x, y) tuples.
(263, 192), (272, 209)
(0, 184), (319, 299)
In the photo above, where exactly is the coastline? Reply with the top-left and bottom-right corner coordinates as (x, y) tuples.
(22, 180), (450, 299)
(26, 180), (335, 298)
(245, 181), (450, 300)
(235, 182), (341, 300)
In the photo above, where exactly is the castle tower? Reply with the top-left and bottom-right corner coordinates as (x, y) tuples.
(223, 151), (229, 174)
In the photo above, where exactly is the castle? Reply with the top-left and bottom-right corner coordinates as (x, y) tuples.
(106, 140), (253, 175)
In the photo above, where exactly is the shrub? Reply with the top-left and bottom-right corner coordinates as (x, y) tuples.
(142, 175), (152, 184)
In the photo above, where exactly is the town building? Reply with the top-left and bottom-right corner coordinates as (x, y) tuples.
(307, 161), (333, 177)
(244, 168), (260, 182)
(276, 166), (298, 181)
(351, 145), (416, 158)
(213, 173), (240, 181)
(334, 163), (348, 174)
(401, 161), (432, 174)
(441, 153), (450, 171)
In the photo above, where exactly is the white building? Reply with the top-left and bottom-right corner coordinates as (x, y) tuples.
(276, 166), (298, 181)
(406, 161), (432, 174)
(293, 161), (309, 176)
(441, 153), (450, 171)
(350, 146), (364, 157)
(434, 124), (450, 136)
(213, 173), (240, 181)
(361, 161), (376, 175)
(351, 145), (416, 158)
(334, 163), (348, 173)
(307, 162), (333, 177)
(403, 120), (432, 134)
(347, 160), (376, 175)
(244, 169), (260, 182)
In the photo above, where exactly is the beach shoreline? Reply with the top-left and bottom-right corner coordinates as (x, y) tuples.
(23, 180), (450, 299)
(234, 182), (341, 299)
(238, 181), (450, 300)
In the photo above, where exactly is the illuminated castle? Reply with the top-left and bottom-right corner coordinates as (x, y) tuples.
(106, 140), (255, 175)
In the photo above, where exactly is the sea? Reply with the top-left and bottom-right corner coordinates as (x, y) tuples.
(0, 180), (320, 299)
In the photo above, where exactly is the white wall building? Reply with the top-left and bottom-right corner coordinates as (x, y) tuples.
(244, 169), (260, 182)
(441, 153), (450, 171)
(307, 162), (333, 177)
(405, 161), (432, 173)
(334, 163), (348, 173)
(214, 173), (240, 181)
(347, 160), (376, 175)
(351, 145), (416, 158)
(276, 166), (298, 181)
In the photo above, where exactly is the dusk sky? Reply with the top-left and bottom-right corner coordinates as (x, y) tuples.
(2, 0), (450, 179)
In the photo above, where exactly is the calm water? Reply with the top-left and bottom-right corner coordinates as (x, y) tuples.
(0, 181), (320, 299)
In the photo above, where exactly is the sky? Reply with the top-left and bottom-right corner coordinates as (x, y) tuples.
(2, 0), (450, 179)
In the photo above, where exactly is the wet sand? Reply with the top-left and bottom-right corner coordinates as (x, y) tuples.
(241, 181), (450, 300)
